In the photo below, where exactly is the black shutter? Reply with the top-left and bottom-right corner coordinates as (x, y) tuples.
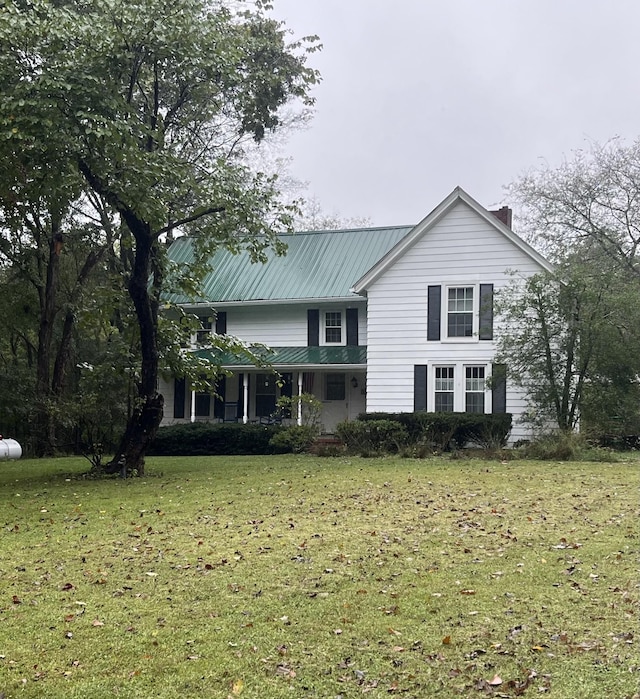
(346, 308), (359, 346)
(414, 365), (427, 411)
(479, 284), (494, 340)
(213, 375), (226, 419)
(427, 286), (441, 341)
(173, 378), (186, 418)
(215, 311), (227, 335)
(491, 363), (507, 413)
(237, 373), (248, 419)
(307, 309), (320, 346)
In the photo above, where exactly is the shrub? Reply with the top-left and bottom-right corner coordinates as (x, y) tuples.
(269, 425), (317, 453)
(357, 412), (512, 452)
(149, 422), (285, 456)
(517, 432), (618, 462)
(336, 420), (408, 456)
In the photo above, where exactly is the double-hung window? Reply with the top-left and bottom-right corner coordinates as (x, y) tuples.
(196, 317), (212, 345)
(324, 311), (342, 344)
(465, 366), (486, 413)
(434, 366), (455, 412)
(447, 287), (474, 337)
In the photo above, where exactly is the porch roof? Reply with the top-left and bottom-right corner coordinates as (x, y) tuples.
(193, 345), (366, 368)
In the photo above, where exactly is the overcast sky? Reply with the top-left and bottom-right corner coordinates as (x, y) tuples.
(270, 0), (640, 227)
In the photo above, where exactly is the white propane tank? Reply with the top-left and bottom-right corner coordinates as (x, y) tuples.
(0, 436), (22, 460)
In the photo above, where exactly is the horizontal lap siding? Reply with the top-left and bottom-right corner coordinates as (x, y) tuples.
(228, 305), (308, 345)
(364, 201), (545, 429)
(226, 301), (367, 347)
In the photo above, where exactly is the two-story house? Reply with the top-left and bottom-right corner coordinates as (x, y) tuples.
(159, 187), (552, 442)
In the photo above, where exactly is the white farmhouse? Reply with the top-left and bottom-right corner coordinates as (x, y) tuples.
(159, 187), (552, 442)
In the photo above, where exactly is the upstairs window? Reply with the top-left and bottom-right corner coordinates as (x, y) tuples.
(447, 287), (473, 337)
(196, 317), (212, 344)
(324, 311), (342, 344)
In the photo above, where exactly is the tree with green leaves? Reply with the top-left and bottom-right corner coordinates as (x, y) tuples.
(498, 140), (640, 438)
(0, 0), (319, 472)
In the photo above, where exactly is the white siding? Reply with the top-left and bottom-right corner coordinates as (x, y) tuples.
(364, 200), (545, 443)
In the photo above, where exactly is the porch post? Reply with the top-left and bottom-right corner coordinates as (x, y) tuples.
(243, 374), (249, 424)
(297, 371), (303, 426)
(190, 387), (196, 423)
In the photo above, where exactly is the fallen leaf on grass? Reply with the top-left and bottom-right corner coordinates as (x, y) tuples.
(91, 619), (104, 627)
(442, 635), (452, 645)
(230, 678), (244, 695)
(460, 589), (476, 595)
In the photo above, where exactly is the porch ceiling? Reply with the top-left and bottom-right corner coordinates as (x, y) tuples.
(193, 345), (366, 368)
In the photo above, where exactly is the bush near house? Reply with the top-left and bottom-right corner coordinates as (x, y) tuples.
(337, 412), (512, 455)
(148, 422), (286, 456)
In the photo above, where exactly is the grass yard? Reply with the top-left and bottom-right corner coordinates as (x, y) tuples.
(0, 454), (637, 698)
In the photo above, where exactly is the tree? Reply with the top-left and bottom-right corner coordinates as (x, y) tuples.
(0, 0), (319, 473)
(506, 139), (640, 280)
(495, 251), (640, 441)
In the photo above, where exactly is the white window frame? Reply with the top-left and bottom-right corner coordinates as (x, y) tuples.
(434, 365), (455, 412)
(429, 362), (491, 413)
(321, 309), (345, 346)
(442, 284), (479, 342)
(464, 365), (486, 413)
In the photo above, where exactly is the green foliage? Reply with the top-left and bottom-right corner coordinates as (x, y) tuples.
(336, 419), (408, 456)
(353, 412), (513, 454)
(0, 0), (321, 465)
(496, 258), (640, 436)
(269, 424), (317, 453)
(275, 392), (322, 429)
(148, 422), (284, 456)
(516, 432), (619, 462)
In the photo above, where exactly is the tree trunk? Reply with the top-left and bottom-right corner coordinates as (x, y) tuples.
(34, 222), (63, 456)
(105, 216), (163, 476)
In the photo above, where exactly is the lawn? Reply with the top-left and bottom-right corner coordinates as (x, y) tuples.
(0, 454), (637, 698)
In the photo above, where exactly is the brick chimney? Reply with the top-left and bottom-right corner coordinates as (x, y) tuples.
(489, 205), (512, 228)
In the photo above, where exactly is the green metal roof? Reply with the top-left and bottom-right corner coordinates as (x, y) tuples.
(193, 345), (366, 367)
(165, 226), (412, 304)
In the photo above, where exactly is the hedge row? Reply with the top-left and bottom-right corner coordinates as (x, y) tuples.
(337, 412), (512, 455)
(148, 422), (286, 456)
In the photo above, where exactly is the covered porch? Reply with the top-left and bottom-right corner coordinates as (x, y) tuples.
(171, 346), (367, 433)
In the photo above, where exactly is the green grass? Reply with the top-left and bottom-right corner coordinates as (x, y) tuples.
(0, 454), (638, 698)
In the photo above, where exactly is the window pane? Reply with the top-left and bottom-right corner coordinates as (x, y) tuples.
(448, 313), (473, 337)
(326, 373), (345, 400)
(465, 392), (485, 413)
(435, 393), (454, 412)
(448, 287), (473, 312)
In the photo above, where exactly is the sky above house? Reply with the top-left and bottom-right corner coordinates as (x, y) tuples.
(270, 0), (640, 228)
